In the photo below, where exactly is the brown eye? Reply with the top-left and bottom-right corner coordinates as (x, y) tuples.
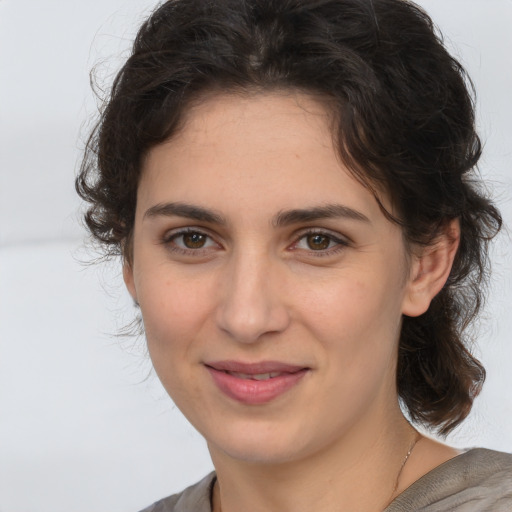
(164, 229), (219, 254)
(182, 232), (207, 249)
(293, 231), (348, 255)
(306, 234), (331, 250)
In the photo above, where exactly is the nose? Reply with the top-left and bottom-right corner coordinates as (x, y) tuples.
(215, 248), (290, 344)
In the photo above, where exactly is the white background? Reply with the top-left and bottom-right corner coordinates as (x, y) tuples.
(0, 1), (511, 511)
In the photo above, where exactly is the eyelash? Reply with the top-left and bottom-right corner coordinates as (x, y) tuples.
(161, 228), (350, 257)
(162, 228), (219, 256)
(290, 229), (350, 257)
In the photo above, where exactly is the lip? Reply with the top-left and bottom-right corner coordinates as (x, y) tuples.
(205, 360), (309, 405)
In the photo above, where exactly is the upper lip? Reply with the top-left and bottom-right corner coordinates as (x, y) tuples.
(205, 360), (308, 374)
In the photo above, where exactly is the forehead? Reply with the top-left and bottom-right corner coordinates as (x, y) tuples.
(172, 90), (334, 161)
(138, 91), (391, 222)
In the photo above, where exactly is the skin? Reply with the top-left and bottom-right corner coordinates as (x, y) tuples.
(124, 91), (460, 512)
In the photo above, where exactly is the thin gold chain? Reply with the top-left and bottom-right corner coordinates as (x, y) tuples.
(383, 432), (422, 509)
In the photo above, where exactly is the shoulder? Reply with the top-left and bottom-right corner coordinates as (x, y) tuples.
(387, 448), (512, 511)
(138, 472), (216, 512)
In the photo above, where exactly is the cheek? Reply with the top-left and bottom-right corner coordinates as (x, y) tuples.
(298, 272), (404, 378)
(301, 273), (401, 334)
(135, 271), (214, 366)
(138, 285), (206, 403)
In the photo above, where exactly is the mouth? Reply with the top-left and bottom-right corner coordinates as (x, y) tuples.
(222, 371), (284, 381)
(204, 361), (309, 404)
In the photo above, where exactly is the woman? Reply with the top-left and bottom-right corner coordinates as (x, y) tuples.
(77, 0), (511, 510)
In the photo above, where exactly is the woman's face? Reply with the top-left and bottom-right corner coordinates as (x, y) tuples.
(125, 92), (420, 465)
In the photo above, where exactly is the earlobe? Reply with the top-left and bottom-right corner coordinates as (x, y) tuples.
(123, 262), (138, 302)
(402, 219), (460, 317)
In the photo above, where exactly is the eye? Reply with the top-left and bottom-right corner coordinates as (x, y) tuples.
(163, 229), (219, 254)
(180, 231), (209, 249)
(303, 233), (332, 250)
(292, 230), (349, 255)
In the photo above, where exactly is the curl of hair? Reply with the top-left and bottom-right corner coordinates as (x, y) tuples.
(76, 0), (502, 434)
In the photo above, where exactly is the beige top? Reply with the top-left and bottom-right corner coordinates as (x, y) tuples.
(139, 448), (512, 512)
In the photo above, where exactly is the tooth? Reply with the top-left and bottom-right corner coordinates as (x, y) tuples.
(227, 371), (251, 379)
(225, 371), (283, 380)
(252, 373), (271, 380)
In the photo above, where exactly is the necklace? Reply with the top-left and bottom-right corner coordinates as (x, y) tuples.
(384, 431), (422, 508)
(211, 432), (422, 512)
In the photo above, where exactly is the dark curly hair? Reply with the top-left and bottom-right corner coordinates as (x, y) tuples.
(76, 0), (502, 435)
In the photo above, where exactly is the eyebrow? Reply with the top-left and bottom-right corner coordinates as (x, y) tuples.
(143, 201), (370, 226)
(273, 204), (370, 227)
(143, 202), (226, 224)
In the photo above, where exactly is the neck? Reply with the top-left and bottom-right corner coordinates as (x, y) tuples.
(210, 406), (418, 512)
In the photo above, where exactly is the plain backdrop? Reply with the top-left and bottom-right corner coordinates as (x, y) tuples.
(0, 1), (511, 511)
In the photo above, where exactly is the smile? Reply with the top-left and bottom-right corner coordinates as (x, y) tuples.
(225, 371), (282, 380)
(205, 361), (309, 405)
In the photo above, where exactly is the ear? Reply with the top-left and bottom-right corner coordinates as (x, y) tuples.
(402, 219), (460, 317)
(123, 261), (138, 302)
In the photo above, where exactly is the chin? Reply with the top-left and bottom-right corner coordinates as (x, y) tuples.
(213, 441), (304, 466)
(206, 421), (318, 466)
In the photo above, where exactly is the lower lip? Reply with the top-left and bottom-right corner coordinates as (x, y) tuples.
(206, 367), (308, 405)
